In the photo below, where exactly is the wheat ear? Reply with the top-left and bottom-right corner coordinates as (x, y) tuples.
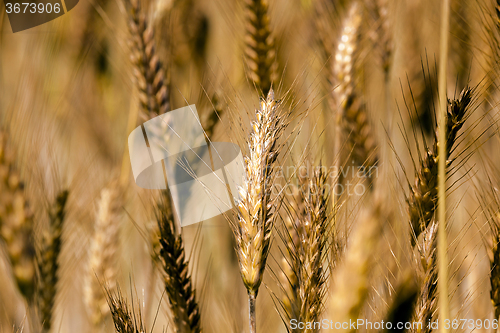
(333, 2), (378, 175)
(407, 87), (472, 244)
(106, 287), (145, 333)
(234, 89), (287, 333)
(0, 131), (35, 301)
(84, 184), (122, 326)
(330, 198), (386, 332)
(281, 167), (330, 332)
(244, 0), (276, 96)
(37, 190), (69, 332)
(126, 0), (170, 121)
(156, 189), (202, 333)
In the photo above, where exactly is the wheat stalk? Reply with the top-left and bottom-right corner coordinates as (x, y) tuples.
(37, 190), (69, 332)
(0, 131), (35, 301)
(234, 89), (287, 333)
(244, 0), (276, 96)
(281, 167), (330, 332)
(84, 184), (122, 327)
(155, 189), (202, 333)
(408, 87), (472, 244)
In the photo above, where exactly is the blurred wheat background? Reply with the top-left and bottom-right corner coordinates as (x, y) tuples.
(0, 0), (500, 332)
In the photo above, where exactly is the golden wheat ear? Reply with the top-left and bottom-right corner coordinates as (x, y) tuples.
(233, 88), (288, 333)
(155, 189), (202, 333)
(332, 1), (378, 185)
(0, 130), (36, 302)
(330, 196), (388, 329)
(277, 166), (331, 331)
(84, 183), (122, 327)
(36, 190), (69, 332)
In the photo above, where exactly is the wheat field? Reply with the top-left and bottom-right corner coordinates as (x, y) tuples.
(0, 0), (500, 332)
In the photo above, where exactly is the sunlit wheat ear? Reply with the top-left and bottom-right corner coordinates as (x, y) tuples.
(366, 0), (393, 74)
(125, 0), (170, 121)
(330, 197), (386, 332)
(407, 87), (473, 244)
(244, 0), (277, 96)
(84, 184), (122, 327)
(0, 131), (35, 301)
(37, 190), (69, 332)
(412, 222), (437, 333)
(234, 88), (288, 333)
(106, 287), (145, 333)
(333, 1), (378, 174)
(155, 189), (202, 333)
(280, 167), (331, 331)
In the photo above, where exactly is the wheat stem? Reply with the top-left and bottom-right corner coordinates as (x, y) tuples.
(437, 0), (450, 330)
(249, 293), (257, 333)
